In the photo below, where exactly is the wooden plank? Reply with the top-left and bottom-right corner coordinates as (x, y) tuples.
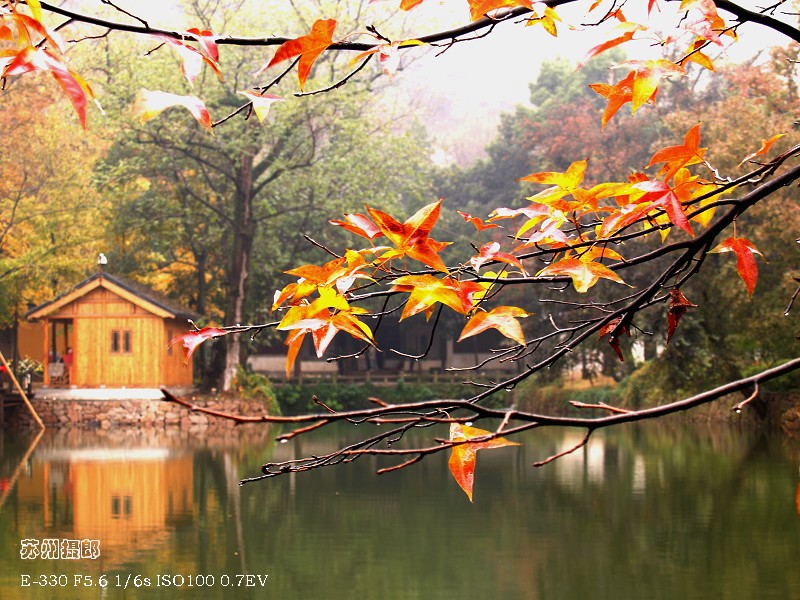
(0, 350), (44, 429)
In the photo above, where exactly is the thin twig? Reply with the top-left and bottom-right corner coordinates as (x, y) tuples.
(532, 430), (591, 467)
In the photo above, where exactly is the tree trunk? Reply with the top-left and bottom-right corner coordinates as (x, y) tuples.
(221, 152), (255, 392)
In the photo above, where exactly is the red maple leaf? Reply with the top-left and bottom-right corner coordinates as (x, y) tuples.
(710, 237), (764, 296)
(666, 288), (697, 344)
(169, 327), (230, 364)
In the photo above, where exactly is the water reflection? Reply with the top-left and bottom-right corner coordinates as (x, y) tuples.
(0, 422), (799, 599)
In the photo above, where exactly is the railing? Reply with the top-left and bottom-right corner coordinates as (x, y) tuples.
(270, 370), (519, 386)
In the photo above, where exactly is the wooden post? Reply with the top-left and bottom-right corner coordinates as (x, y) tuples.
(0, 350), (45, 430)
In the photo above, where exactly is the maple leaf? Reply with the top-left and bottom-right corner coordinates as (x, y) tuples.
(468, 0), (533, 22)
(538, 257), (627, 293)
(2, 45), (94, 128)
(579, 21), (646, 68)
(185, 27), (220, 63)
(134, 88), (213, 132)
(710, 237), (764, 296)
(631, 179), (693, 236)
(470, 242), (525, 273)
(367, 199), (450, 272)
(666, 288), (697, 344)
(282, 329), (306, 378)
(647, 123), (706, 182)
(159, 36), (222, 86)
(489, 202), (555, 239)
(391, 275), (484, 320)
(261, 19), (337, 90)
(448, 423), (520, 502)
(238, 90), (284, 124)
(514, 218), (570, 249)
(519, 159), (587, 202)
(589, 70), (638, 127)
(598, 200), (659, 238)
(526, 3), (561, 36)
(458, 306), (531, 346)
(457, 210), (500, 232)
(398, 0), (425, 10)
(25, 0), (43, 22)
(169, 327), (230, 364)
(682, 38), (716, 71)
(614, 59), (685, 113)
(329, 213), (384, 240)
(276, 252), (375, 307)
(277, 287), (374, 374)
(599, 316), (629, 361)
(350, 39), (424, 78)
(738, 133), (785, 167)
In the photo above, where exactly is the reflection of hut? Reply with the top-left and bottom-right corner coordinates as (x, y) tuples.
(17, 449), (194, 563)
(26, 273), (198, 388)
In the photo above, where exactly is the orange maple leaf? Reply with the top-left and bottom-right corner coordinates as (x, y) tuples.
(613, 59), (685, 113)
(277, 287), (374, 375)
(538, 257), (627, 293)
(579, 21), (646, 68)
(262, 19), (337, 90)
(367, 199), (451, 273)
(468, 0), (533, 21)
(448, 423), (520, 502)
(710, 237), (764, 296)
(647, 123), (706, 181)
(457, 210), (500, 232)
(525, 3), (561, 36)
(390, 275), (484, 320)
(589, 71), (639, 128)
(458, 306), (531, 346)
(681, 38), (716, 71)
(738, 133), (785, 167)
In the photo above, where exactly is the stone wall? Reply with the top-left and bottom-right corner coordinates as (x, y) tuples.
(8, 396), (270, 431)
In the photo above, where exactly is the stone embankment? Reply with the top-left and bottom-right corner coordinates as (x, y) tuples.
(8, 392), (269, 431)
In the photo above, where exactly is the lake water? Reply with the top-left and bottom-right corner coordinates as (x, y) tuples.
(1, 419), (799, 599)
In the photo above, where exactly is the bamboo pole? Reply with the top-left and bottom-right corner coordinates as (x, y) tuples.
(0, 350), (45, 430)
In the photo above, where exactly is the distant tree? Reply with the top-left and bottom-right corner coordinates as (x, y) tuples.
(0, 79), (105, 326)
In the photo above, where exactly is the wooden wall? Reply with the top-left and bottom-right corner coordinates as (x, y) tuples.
(162, 319), (194, 387)
(44, 287), (193, 388)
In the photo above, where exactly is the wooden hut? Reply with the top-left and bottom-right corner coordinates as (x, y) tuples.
(26, 273), (198, 388)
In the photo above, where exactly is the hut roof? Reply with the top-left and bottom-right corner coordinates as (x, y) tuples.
(26, 272), (200, 322)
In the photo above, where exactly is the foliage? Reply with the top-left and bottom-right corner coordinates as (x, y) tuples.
(234, 365), (282, 415)
(274, 378), (472, 414)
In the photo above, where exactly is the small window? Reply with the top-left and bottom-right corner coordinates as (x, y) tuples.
(111, 330), (133, 354)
